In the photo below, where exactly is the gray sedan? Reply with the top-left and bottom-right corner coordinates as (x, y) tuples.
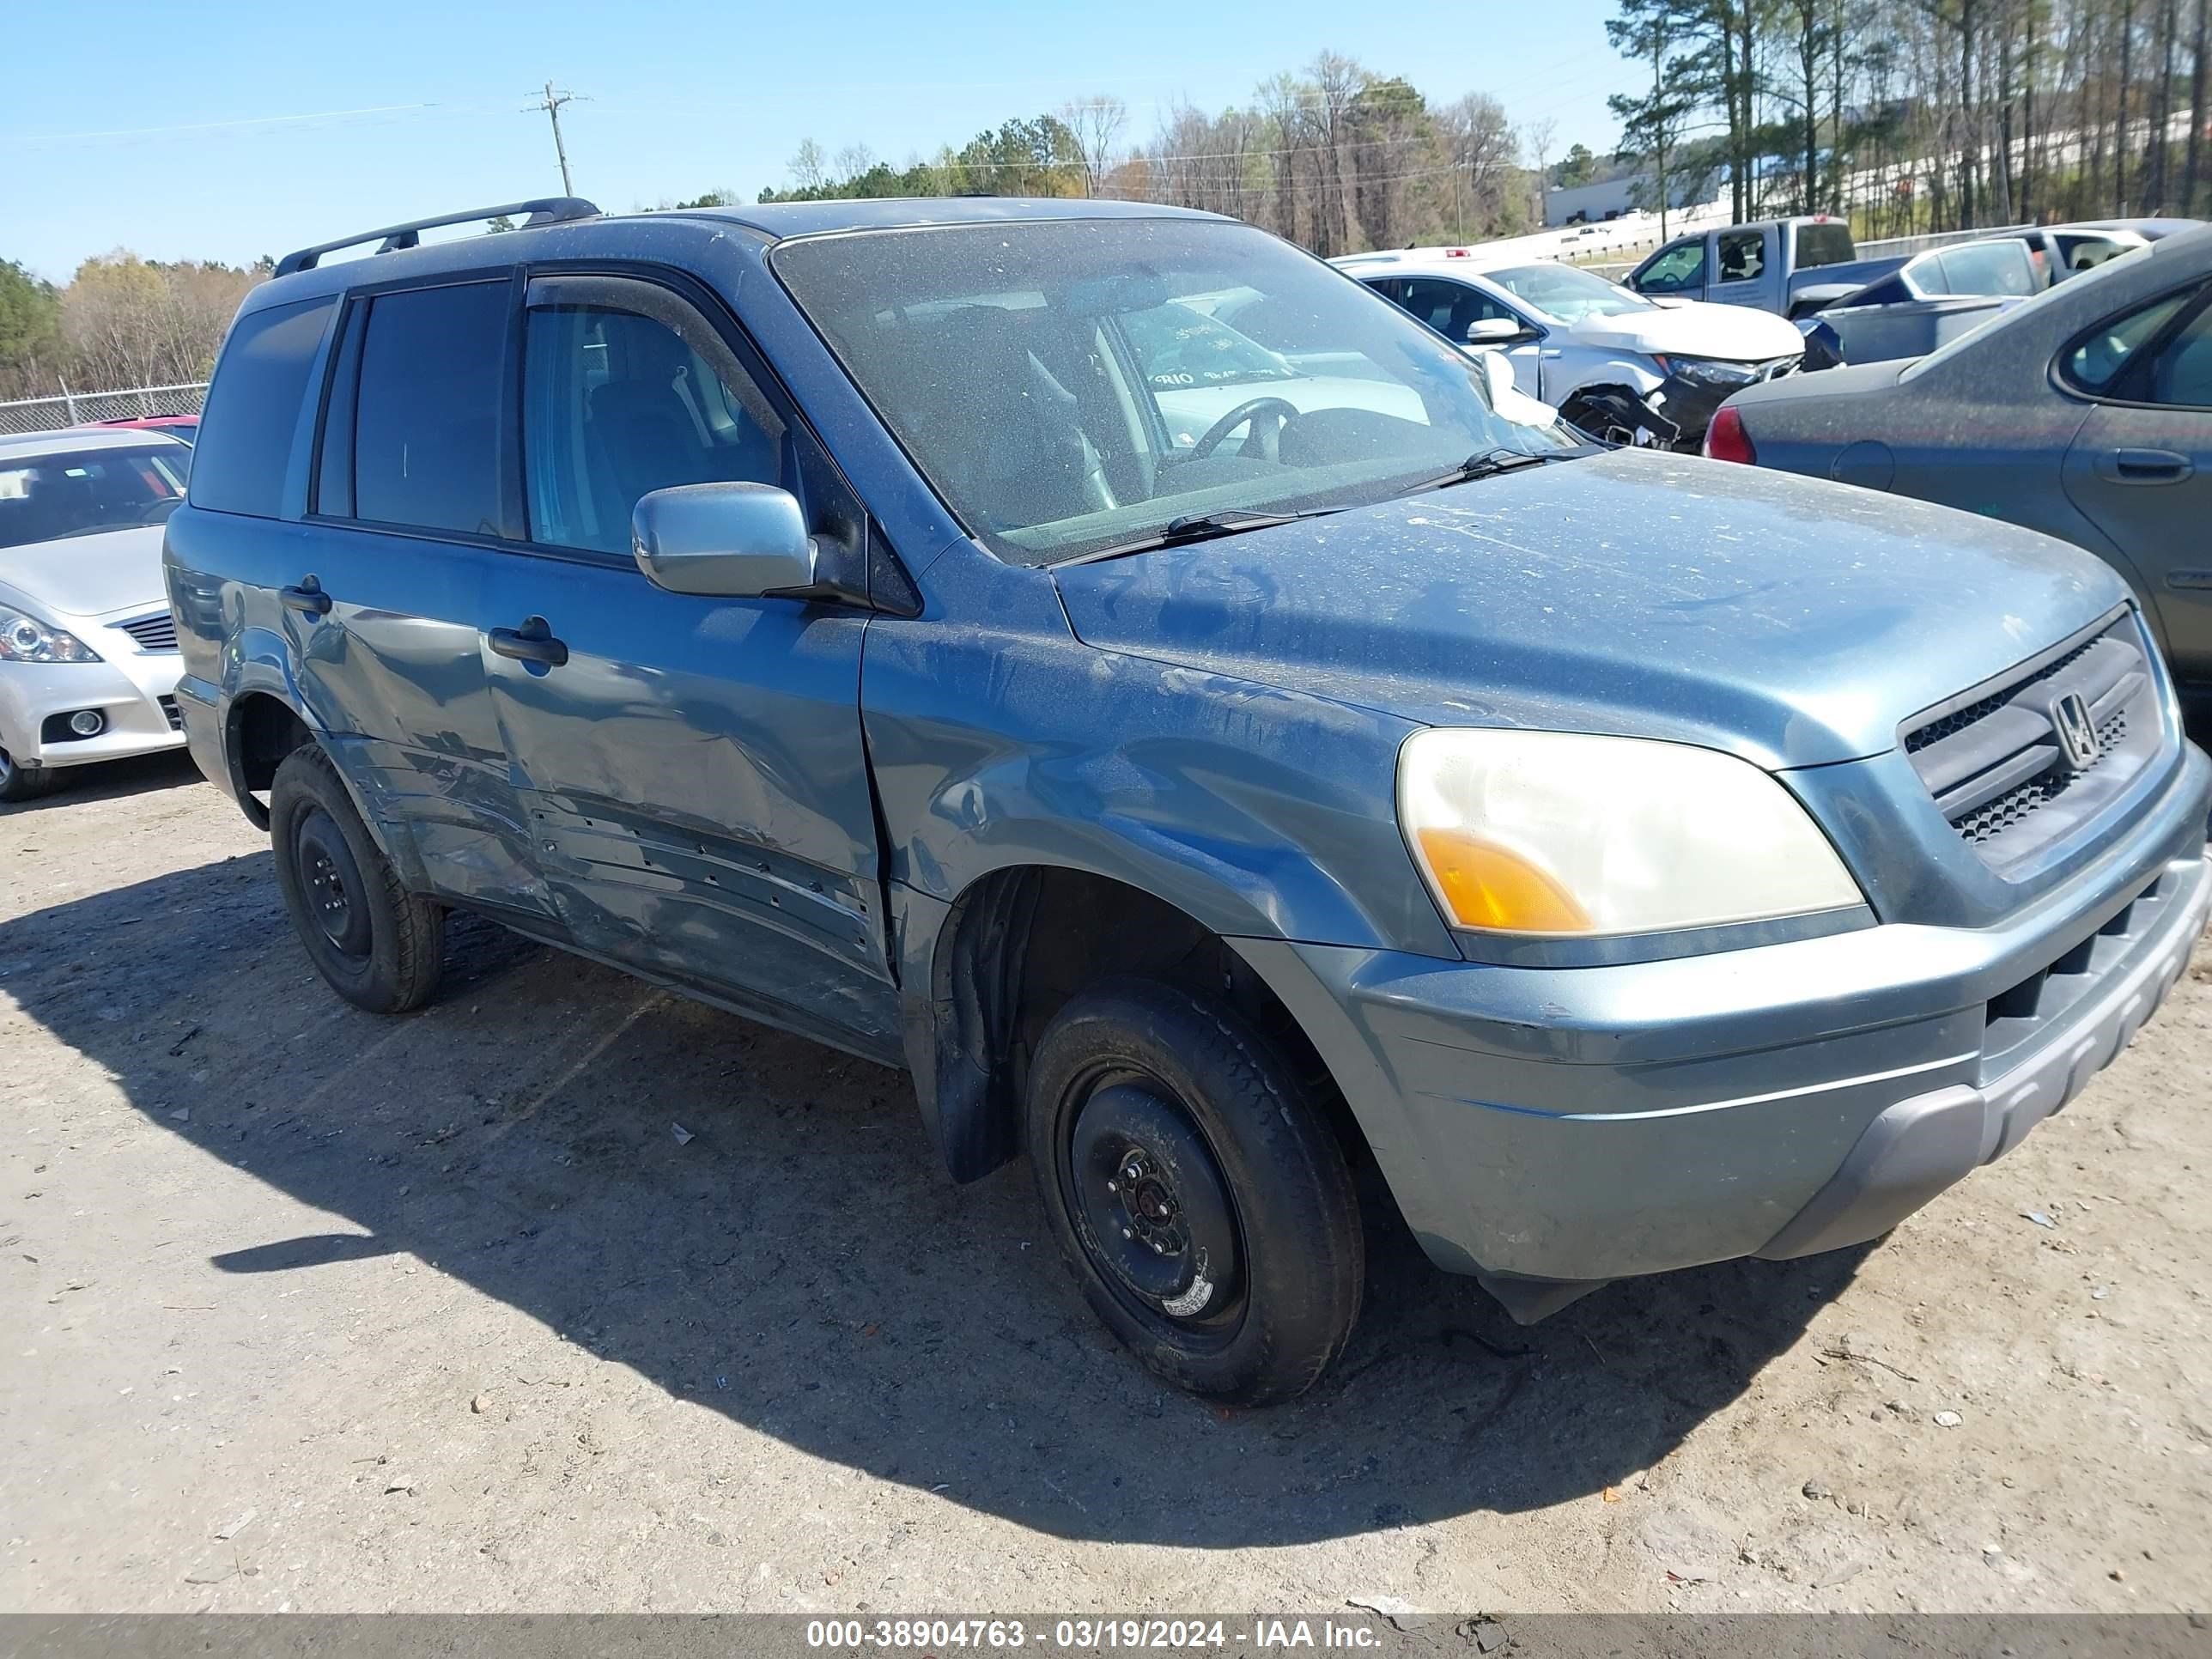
(1713, 224), (2212, 707)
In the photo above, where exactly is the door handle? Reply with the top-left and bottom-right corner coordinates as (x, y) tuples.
(280, 580), (332, 617)
(2098, 447), (2193, 484)
(487, 619), (568, 667)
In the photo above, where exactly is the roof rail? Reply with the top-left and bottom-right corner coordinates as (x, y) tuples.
(272, 198), (602, 278)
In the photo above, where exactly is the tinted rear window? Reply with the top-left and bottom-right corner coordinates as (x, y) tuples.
(1796, 222), (1856, 270)
(188, 296), (334, 518)
(353, 283), (507, 535)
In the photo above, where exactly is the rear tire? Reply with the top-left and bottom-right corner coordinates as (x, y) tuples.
(270, 744), (443, 1014)
(0, 748), (62, 804)
(1025, 976), (1364, 1405)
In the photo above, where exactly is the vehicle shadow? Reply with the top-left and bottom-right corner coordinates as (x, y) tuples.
(2, 750), (204, 814)
(2, 852), (1872, 1547)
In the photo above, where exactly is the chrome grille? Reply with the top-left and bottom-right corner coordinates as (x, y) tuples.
(118, 611), (178, 653)
(1903, 613), (2161, 872)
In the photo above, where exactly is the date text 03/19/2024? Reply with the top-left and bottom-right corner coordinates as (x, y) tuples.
(803, 1619), (1389, 1650)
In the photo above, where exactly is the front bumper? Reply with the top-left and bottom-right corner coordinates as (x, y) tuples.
(0, 652), (185, 772)
(1237, 743), (2210, 1318)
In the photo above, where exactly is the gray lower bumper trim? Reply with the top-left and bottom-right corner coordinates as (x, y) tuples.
(1757, 856), (2209, 1261)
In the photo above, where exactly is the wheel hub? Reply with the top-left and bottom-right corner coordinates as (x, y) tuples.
(295, 809), (372, 961)
(1069, 1081), (1242, 1321)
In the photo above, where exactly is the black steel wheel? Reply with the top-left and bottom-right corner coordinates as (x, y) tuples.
(269, 744), (444, 1015)
(1027, 977), (1363, 1404)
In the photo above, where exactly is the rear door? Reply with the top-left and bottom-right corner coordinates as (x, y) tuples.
(296, 275), (558, 927)
(479, 269), (898, 1058)
(2061, 279), (2212, 682)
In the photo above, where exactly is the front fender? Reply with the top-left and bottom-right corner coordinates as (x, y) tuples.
(866, 549), (1461, 1176)
(1547, 354), (1666, 407)
(867, 555), (1453, 957)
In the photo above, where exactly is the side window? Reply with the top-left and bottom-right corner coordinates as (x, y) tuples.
(1716, 230), (1765, 284)
(1638, 240), (1705, 294)
(2142, 301), (2212, 408)
(1400, 279), (1514, 341)
(522, 296), (787, 556)
(1908, 256), (1952, 295)
(1935, 242), (2036, 297)
(189, 295), (335, 518)
(2063, 289), (2197, 393)
(351, 283), (507, 536)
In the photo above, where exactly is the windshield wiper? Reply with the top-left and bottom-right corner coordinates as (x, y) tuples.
(1408, 446), (1574, 493)
(1059, 507), (1340, 566)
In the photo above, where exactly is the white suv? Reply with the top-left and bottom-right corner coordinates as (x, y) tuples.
(1338, 249), (1806, 447)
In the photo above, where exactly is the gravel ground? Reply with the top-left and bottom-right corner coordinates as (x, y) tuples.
(3, 752), (2209, 1616)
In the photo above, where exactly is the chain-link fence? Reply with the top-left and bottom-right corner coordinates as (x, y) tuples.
(0, 382), (208, 439)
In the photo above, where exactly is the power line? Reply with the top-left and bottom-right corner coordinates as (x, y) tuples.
(522, 82), (588, 195)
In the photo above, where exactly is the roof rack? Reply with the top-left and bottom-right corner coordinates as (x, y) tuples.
(272, 198), (602, 277)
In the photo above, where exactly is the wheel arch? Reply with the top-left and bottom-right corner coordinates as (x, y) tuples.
(903, 863), (1370, 1189)
(224, 690), (314, 829)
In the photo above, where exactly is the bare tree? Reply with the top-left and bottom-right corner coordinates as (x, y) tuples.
(788, 139), (829, 193)
(1060, 96), (1128, 197)
(1524, 118), (1558, 226)
(1437, 93), (1519, 240)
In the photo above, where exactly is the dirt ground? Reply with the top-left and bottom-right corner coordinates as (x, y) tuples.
(3, 750), (2209, 1618)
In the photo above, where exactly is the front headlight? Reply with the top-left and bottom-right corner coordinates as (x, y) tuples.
(1655, 355), (1763, 388)
(1397, 729), (1862, 936)
(0, 605), (101, 664)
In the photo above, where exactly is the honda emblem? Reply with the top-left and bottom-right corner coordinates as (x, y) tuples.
(2050, 690), (2100, 772)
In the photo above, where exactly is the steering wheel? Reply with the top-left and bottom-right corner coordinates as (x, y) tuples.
(1188, 397), (1301, 462)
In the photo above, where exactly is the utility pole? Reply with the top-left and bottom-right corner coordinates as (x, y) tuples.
(524, 82), (586, 194)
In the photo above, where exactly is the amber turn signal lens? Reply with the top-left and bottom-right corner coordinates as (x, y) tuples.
(1413, 828), (1594, 933)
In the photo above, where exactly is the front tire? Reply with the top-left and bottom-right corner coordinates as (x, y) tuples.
(1025, 977), (1364, 1405)
(0, 748), (62, 804)
(269, 744), (443, 1014)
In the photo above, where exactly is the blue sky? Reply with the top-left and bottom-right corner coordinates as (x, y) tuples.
(5, 0), (1627, 283)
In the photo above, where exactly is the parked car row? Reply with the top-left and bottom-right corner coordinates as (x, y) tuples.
(1711, 221), (2212, 716)
(1334, 246), (1807, 446)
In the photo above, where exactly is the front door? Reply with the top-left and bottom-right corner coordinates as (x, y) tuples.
(2060, 279), (2212, 683)
(1631, 236), (1709, 304)
(480, 270), (899, 1059)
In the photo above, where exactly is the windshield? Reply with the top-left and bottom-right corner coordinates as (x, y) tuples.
(1482, 264), (1651, 323)
(1119, 301), (1297, 391)
(1899, 242), (2154, 382)
(771, 218), (1574, 564)
(0, 443), (190, 551)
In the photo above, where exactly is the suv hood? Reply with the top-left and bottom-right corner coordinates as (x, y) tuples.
(1571, 300), (1806, 362)
(0, 526), (168, 621)
(1052, 448), (2126, 769)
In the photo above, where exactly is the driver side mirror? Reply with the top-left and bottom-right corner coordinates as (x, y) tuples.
(1467, 316), (1534, 346)
(631, 483), (818, 599)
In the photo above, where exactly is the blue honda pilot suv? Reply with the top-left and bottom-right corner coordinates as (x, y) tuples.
(166, 197), (2211, 1403)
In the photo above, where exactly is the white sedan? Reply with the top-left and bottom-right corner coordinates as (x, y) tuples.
(1336, 251), (1808, 446)
(0, 427), (191, 802)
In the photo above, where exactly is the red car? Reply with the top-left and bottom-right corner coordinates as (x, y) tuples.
(96, 414), (198, 444)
